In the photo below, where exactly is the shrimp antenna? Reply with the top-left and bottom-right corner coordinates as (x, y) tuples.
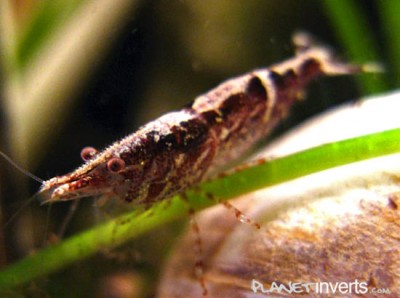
(0, 151), (43, 183)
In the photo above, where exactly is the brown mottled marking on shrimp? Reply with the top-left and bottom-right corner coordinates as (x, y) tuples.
(39, 35), (360, 206)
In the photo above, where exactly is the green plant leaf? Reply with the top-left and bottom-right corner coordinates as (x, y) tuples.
(323, 0), (388, 94)
(17, 0), (84, 71)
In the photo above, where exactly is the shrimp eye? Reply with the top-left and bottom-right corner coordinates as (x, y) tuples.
(107, 158), (125, 172)
(80, 147), (98, 161)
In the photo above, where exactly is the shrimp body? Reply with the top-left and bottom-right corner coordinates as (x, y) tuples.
(39, 35), (358, 205)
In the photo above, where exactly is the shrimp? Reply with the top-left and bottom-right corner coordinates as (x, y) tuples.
(39, 33), (360, 207)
